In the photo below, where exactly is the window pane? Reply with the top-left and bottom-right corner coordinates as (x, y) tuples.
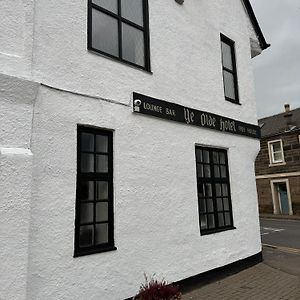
(81, 133), (94, 152)
(96, 202), (108, 222)
(221, 41), (233, 70)
(223, 70), (236, 100)
(122, 23), (145, 67)
(197, 164), (204, 178)
(96, 181), (108, 200)
(273, 152), (283, 162)
(222, 184), (228, 196)
(214, 165), (220, 178)
(95, 223), (109, 245)
(213, 151), (219, 164)
(79, 181), (94, 201)
(204, 165), (211, 178)
(207, 198), (214, 213)
(199, 199), (206, 213)
(223, 198), (229, 210)
(272, 142), (281, 152)
(219, 152), (225, 164)
(218, 213), (225, 227)
(121, 0), (144, 26)
(196, 149), (203, 162)
(205, 184), (212, 197)
(92, 9), (119, 57)
(216, 184), (222, 197)
(198, 184), (205, 198)
(80, 203), (94, 223)
(200, 215), (207, 230)
(225, 212), (231, 226)
(81, 154), (94, 173)
(208, 214), (215, 229)
(203, 150), (210, 163)
(217, 198), (223, 211)
(96, 135), (108, 153)
(79, 225), (94, 248)
(96, 155), (108, 172)
(220, 166), (227, 178)
(92, 0), (118, 13)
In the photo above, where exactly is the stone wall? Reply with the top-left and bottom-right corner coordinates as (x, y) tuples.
(256, 175), (300, 215)
(255, 131), (300, 176)
(256, 178), (273, 213)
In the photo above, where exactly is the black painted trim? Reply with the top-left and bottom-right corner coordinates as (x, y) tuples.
(242, 0), (270, 50)
(200, 226), (236, 236)
(74, 125), (115, 257)
(124, 252), (263, 299)
(195, 146), (234, 234)
(177, 251), (263, 293)
(74, 246), (117, 258)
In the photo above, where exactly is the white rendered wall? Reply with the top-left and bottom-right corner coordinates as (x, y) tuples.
(0, 74), (38, 300)
(0, 0), (34, 78)
(30, 0), (259, 123)
(0, 0), (264, 299)
(25, 86), (261, 300)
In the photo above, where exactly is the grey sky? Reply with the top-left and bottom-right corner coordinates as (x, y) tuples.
(250, 0), (300, 118)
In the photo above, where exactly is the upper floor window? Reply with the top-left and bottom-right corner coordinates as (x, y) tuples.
(221, 34), (239, 104)
(268, 140), (284, 165)
(88, 0), (150, 71)
(195, 146), (235, 235)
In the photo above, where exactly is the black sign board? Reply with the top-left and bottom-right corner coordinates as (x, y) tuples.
(133, 92), (260, 139)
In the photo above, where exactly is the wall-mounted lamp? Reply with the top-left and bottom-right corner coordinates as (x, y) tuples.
(175, 0), (184, 4)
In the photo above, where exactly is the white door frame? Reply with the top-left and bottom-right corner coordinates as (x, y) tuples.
(270, 179), (293, 215)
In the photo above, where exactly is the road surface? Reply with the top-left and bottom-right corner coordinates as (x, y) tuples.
(260, 217), (300, 276)
(260, 218), (300, 249)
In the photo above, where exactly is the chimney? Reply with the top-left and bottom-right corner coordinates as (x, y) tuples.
(284, 103), (293, 130)
(284, 104), (290, 113)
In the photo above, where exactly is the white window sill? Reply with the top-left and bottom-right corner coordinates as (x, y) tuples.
(269, 162), (286, 167)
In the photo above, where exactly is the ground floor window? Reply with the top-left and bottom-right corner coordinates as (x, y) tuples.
(74, 126), (116, 257)
(195, 146), (234, 235)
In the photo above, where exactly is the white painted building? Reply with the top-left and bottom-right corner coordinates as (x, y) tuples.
(0, 1), (269, 299)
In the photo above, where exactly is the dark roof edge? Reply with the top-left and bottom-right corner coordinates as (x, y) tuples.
(242, 0), (271, 50)
(261, 128), (300, 139)
(258, 107), (300, 122)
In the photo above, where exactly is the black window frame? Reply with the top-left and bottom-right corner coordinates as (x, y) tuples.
(195, 146), (235, 235)
(74, 126), (116, 257)
(87, 0), (151, 72)
(220, 34), (240, 105)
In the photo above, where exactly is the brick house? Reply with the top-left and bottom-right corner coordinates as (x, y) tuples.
(255, 105), (300, 216)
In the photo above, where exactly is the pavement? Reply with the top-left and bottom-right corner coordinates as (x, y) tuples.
(182, 260), (300, 300)
(182, 217), (300, 299)
(263, 246), (300, 277)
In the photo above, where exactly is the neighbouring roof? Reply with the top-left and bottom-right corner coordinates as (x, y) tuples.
(258, 107), (300, 138)
(242, 0), (270, 50)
